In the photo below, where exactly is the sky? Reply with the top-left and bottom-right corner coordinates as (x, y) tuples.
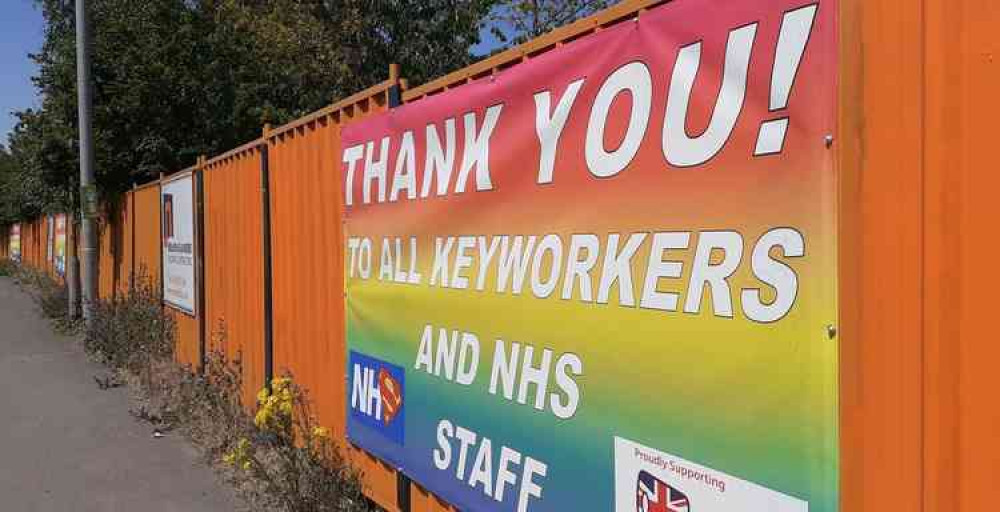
(0, 0), (44, 146)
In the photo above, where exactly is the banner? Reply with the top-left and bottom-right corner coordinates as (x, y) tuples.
(161, 175), (197, 314)
(54, 214), (67, 277)
(343, 1), (837, 511)
(9, 224), (21, 263)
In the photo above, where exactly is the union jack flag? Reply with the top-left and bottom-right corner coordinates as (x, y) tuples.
(636, 470), (690, 512)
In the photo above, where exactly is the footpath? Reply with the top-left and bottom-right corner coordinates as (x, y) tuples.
(0, 277), (235, 512)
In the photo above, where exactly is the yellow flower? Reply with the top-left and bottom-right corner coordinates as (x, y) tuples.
(312, 426), (329, 439)
(254, 408), (271, 428)
(271, 377), (291, 392)
(223, 437), (252, 468)
(242, 460), (252, 471)
(256, 387), (270, 405)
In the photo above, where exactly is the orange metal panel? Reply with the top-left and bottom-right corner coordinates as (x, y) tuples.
(348, 446), (401, 512)
(410, 483), (457, 512)
(203, 149), (266, 407)
(269, 94), (396, 508)
(33, 220), (43, 269)
(841, 2), (1000, 511)
(40, 216), (49, 276)
(118, 195), (135, 294)
(269, 117), (347, 431)
(133, 184), (162, 284)
(173, 308), (200, 369)
(97, 202), (130, 301)
(838, 0), (925, 510)
(923, 1), (999, 511)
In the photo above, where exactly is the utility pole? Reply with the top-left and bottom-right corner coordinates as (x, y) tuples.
(76, 0), (98, 324)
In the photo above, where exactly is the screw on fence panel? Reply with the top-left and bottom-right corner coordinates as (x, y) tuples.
(260, 125), (275, 391)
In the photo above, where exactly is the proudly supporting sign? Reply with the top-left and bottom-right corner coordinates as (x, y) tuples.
(161, 174), (197, 314)
(343, 1), (837, 511)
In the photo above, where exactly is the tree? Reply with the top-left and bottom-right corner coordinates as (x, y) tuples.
(1, 0), (498, 222)
(489, 0), (614, 46)
(349, 0), (497, 86)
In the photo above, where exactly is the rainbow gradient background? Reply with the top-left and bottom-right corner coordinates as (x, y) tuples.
(344, 1), (837, 510)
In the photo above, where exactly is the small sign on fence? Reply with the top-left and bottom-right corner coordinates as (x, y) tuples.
(161, 174), (198, 315)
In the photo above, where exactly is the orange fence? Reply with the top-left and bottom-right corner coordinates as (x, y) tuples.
(3, 1), (998, 510)
(203, 147), (266, 407)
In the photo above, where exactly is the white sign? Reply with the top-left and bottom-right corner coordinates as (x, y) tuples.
(47, 215), (55, 262)
(615, 436), (808, 512)
(161, 175), (197, 315)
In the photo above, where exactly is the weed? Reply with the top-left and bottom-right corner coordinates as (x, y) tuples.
(6, 264), (78, 332)
(83, 268), (174, 372)
(105, 312), (370, 511)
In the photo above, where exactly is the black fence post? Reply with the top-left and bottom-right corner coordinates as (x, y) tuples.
(196, 157), (207, 372)
(261, 126), (275, 391)
(385, 67), (413, 512)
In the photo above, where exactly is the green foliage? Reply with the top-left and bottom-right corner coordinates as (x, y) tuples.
(2, 0), (497, 221)
(0, 258), (17, 277)
(129, 335), (370, 511)
(17, 266), (72, 324)
(489, 0), (614, 46)
(84, 269), (175, 372)
(352, 0), (497, 86)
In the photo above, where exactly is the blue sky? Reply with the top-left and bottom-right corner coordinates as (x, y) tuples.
(0, 0), (44, 146)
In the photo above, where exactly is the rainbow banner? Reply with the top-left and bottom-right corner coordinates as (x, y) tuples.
(9, 224), (21, 263)
(342, 1), (837, 510)
(54, 214), (67, 277)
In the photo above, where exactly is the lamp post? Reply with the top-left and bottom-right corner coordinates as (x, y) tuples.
(75, 0), (98, 323)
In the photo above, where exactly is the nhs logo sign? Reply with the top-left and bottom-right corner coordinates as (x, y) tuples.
(348, 351), (405, 445)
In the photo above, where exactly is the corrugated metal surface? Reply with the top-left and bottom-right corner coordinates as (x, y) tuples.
(132, 184), (162, 284)
(204, 148), (266, 407)
(97, 199), (133, 300)
(173, 308), (201, 369)
(267, 80), (400, 511)
(929, 4), (1000, 509)
(839, 0), (1000, 510)
(98, 214), (113, 299)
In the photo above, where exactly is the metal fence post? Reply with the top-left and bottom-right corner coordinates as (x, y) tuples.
(260, 125), (275, 391)
(196, 156), (207, 371)
(385, 64), (412, 512)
